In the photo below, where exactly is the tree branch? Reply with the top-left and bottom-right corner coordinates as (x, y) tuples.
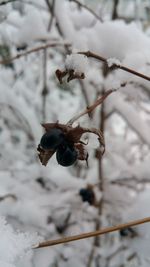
(0, 42), (71, 65)
(78, 51), (150, 82)
(67, 89), (116, 125)
(34, 216), (150, 248)
(69, 0), (103, 22)
(41, 48), (48, 122)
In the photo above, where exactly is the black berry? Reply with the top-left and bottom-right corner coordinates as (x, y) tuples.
(40, 128), (64, 150)
(56, 142), (77, 167)
(120, 227), (136, 237)
(79, 188), (95, 205)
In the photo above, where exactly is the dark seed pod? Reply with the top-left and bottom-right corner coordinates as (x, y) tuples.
(56, 142), (77, 167)
(40, 128), (64, 150)
(79, 188), (95, 205)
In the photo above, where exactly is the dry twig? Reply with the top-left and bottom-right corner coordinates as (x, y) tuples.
(69, 0), (103, 22)
(0, 194), (17, 201)
(78, 51), (150, 82)
(0, 42), (71, 65)
(35, 216), (150, 248)
(0, 0), (17, 5)
(67, 89), (116, 125)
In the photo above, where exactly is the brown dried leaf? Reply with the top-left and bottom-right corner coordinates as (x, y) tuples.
(55, 69), (67, 84)
(37, 144), (55, 166)
(55, 69), (85, 84)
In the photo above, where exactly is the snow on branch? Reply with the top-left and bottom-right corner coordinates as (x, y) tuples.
(78, 51), (150, 82)
(56, 51), (150, 85)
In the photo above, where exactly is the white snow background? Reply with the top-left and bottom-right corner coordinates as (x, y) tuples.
(0, 0), (150, 266)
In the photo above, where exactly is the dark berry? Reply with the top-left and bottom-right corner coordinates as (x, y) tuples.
(120, 227), (136, 237)
(16, 44), (28, 51)
(56, 142), (77, 167)
(79, 188), (95, 205)
(40, 128), (64, 150)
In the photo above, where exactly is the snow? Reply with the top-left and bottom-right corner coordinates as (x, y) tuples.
(107, 57), (121, 67)
(0, 217), (41, 267)
(0, 1), (150, 267)
(65, 53), (89, 73)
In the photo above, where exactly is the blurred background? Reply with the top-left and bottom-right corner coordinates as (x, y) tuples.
(0, 0), (150, 266)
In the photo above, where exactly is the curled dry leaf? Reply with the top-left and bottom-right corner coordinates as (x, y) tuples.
(37, 122), (105, 166)
(55, 69), (85, 84)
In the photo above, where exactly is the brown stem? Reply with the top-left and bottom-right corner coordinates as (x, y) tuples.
(41, 49), (48, 122)
(0, 42), (71, 65)
(87, 91), (106, 267)
(78, 51), (150, 82)
(34, 216), (150, 248)
(67, 89), (115, 125)
(112, 0), (119, 20)
(79, 80), (91, 114)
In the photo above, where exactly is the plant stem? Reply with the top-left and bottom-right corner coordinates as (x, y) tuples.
(67, 89), (115, 125)
(34, 216), (150, 248)
(0, 42), (71, 65)
(78, 51), (150, 82)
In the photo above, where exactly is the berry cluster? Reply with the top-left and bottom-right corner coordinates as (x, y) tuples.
(40, 128), (77, 167)
(79, 187), (95, 205)
(37, 122), (104, 167)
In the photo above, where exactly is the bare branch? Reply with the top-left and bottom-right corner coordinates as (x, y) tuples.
(45, 0), (56, 31)
(0, 194), (17, 201)
(0, 0), (48, 10)
(67, 89), (116, 125)
(69, 0), (103, 22)
(41, 48), (48, 121)
(78, 51), (150, 82)
(34, 216), (150, 248)
(0, 42), (71, 65)
(0, 0), (17, 5)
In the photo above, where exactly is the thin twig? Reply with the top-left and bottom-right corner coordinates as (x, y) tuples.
(78, 51), (150, 82)
(69, 0), (103, 22)
(112, 0), (119, 20)
(46, 0), (66, 41)
(0, 193), (17, 201)
(46, 0), (55, 31)
(35, 216), (150, 248)
(41, 48), (48, 121)
(87, 88), (106, 267)
(0, 42), (71, 65)
(67, 89), (116, 125)
(0, 0), (17, 5)
(0, 0), (47, 10)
